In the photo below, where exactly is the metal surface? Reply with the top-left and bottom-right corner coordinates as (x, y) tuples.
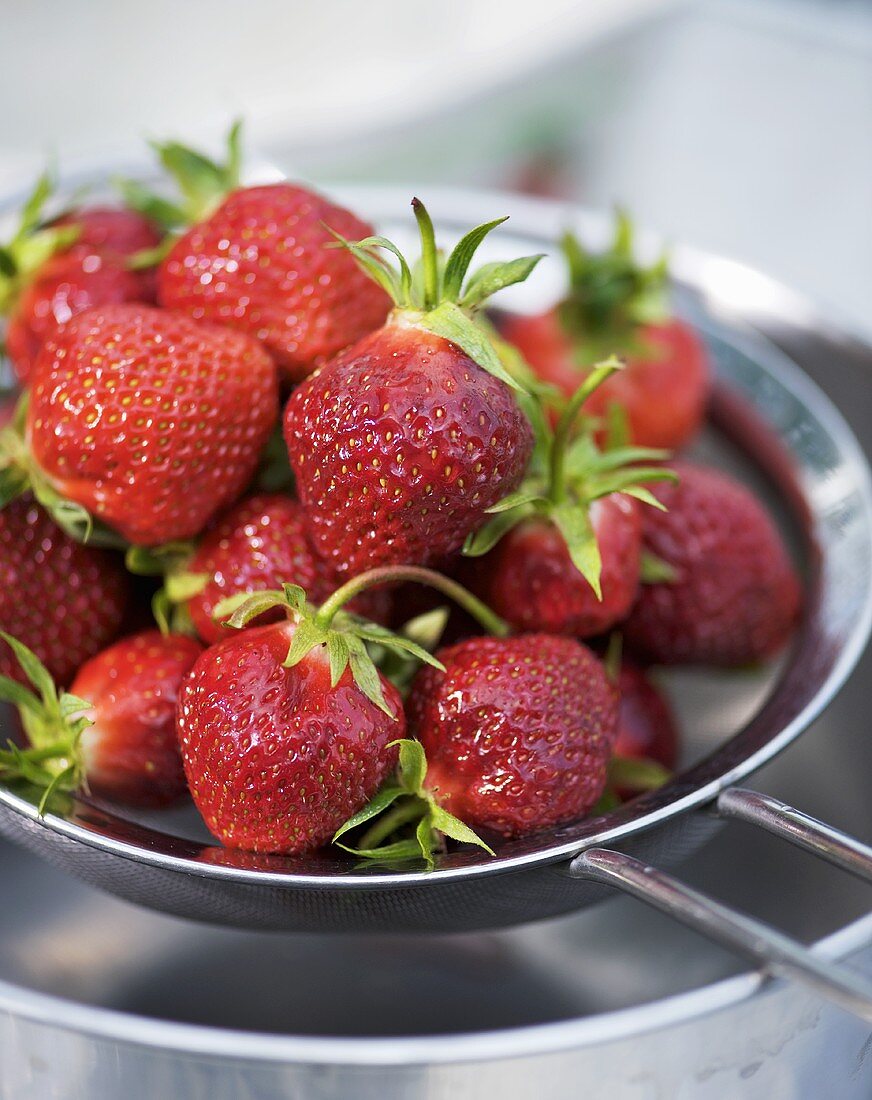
(0, 185), (871, 937)
(573, 847), (872, 1021)
(719, 788), (872, 885)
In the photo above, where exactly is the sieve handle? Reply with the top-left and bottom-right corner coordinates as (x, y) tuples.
(716, 787), (872, 884)
(570, 794), (872, 1023)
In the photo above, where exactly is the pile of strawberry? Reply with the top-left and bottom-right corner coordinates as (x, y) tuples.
(0, 128), (801, 864)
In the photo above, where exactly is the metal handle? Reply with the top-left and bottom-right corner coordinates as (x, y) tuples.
(570, 788), (872, 1023)
(717, 788), (872, 884)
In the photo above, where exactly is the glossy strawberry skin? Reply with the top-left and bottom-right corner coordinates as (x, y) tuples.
(157, 184), (391, 382)
(625, 462), (801, 665)
(187, 493), (390, 643)
(6, 247), (147, 385)
(52, 206), (162, 258)
(71, 630), (202, 806)
(27, 304), (278, 546)
(465, 495), (641, 636)
(502, 311), (709, 450)
(614, 662), (679, 772)
(0, 496), (128, 687)
(177, 622), (402, 853)
(284, 324), (534, 579)
(407, 634), (618, 838)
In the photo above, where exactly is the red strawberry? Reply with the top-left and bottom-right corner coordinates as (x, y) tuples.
(467, 497), (641, 637)
(158, 184), (390, 382)
(407, 634), (619, 838)
(625, 462), (801, 665)
(284, 199), (539, 579)
(462, 359), (674, 637)
(168, 493), (390, 644)
(69, 630), (202, 805)
(5, 247), (147, 384)
(11, 304), (277, 546)
(0, 496), (128, 686)
(614, 663), (679, 770)
(177, 620), (403, 854)
(501, 213), (710, 450)
(51, 206), (161, 258)
(0, 176), (161, 385)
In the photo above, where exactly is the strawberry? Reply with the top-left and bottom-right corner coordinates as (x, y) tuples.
(613, 662), (679, 772)
(181, 565), (506, 854)
(283, 199), (539, 579)
(137, 125), (390, 382)
(1, 304), (278, 546)
(0, 630), (198, 807)
(68, 630), (202, 804)
(405, 634), (619, 838)
(0, 175), (160, 384)
(51, 206), (162, 258)
(136, 493), (390, 643)
(624, 461), (801, 665)
(501, 212), (710, 450)
(175, 578), (440, 853)
(462, 360), (674, 636)
(0, 495), (128, 686)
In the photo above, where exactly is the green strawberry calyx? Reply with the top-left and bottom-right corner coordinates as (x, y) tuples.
(0, 171), (81, 317)
(328, 197), (544, 392)
(0, 394), (123, 548)
(214, 566), (509, 718)
(119, 119), (243, 268)
(125, 543), (206, 636)
(333, 738), (494, 868)
(463, 357), (678, 599)
(0, 632), (92, 812)
(557, 209), (670, 363)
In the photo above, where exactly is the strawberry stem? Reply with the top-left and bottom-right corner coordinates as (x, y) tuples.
(548, 356), (623, 502)
(412, 198), (439, 310)
(314, 565), (510, 637)
(358, 797), (425, 850)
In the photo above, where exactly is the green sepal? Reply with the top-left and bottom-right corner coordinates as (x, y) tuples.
(332, 738), (493, 868)
(336, 199), (543, 392)
(608, 754), (672, 792)
(551, 500), (602, 598)
(557, 209), (670, 357)
(0, 170), (81, 315)
(0, 632), (93, 804)
(459, 254), (545, 310)
(463, 363), (678, 600)
(640, 550), (679, 584)
(417, 301), (524, 392)
(213, 584), (444, 719)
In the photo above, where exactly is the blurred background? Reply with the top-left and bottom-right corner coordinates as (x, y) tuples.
(1, 0), (870, 332)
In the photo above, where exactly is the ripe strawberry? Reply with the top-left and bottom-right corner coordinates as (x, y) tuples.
(625, 462), (801, 665)
(501, 212), (709, 450)
(181, 567), (502, 855)
(149, 493), (390, 644)
(0, 630), (198, 808)
(0, 176), (160, 384)
(154, 137), (390, 380)
(614, 662), (679, 772)
(284, 199), (539, 579)
(51, 206), (162, 258)
(406, 634), (619, 838)
(68, 630), (202, 805)
(5, 248), (146, 385)
(462, 359), (674, 637)
(176, 582), (420, 852)
(0, 495), (128, 686)
(5, 304), (278, 546)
